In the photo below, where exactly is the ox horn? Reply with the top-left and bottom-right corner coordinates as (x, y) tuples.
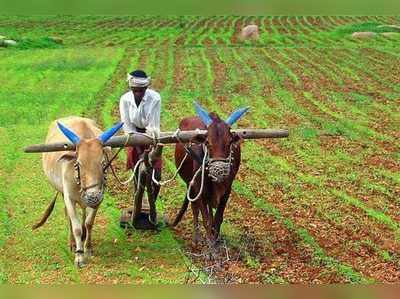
(57, 122), (80, 144)
(194, 101), (212, 127)
(98, 122), (124, 144)
(225, 107), (250, 126)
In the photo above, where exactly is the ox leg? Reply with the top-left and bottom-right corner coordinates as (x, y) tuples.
(68, 219), (76, 251)
(199, 200), (213, 245)
(199, 201), (218, 259)
(66, 208), (76, 251)
(63, 193), (85, 268)
(212, 190), (230, 242)
(81, 208), (87, 242)
(84, 207), (98, 258)
(191, 201), (201, 246)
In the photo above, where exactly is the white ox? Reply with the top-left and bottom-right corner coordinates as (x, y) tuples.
(33, 116), (123, 267)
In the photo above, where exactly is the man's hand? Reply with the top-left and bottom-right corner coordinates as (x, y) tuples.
(123, 132), (134, 147)
(146, 128), (160, 139)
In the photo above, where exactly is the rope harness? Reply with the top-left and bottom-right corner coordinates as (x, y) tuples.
(72, 134), (132, 195)
(103, 130), (236, 205)
(186, 142), (235, 201)
(73, 160), (107, 194)
(73, 155), (107, 207)
(154, 129), (235, 202)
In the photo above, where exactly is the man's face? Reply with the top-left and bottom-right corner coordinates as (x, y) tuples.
(131, 86), (147, 101)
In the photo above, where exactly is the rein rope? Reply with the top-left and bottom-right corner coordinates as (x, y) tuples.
(105, 134), (138, 187)
(151, 128), (189, 186)
(186, 144), (208, 202)
(101, 130), (235, 204)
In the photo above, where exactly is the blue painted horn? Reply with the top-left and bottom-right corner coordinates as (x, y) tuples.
(98, 122), (124, 144)
(194, 101), (212, 126)
(57, 122), (80, 144)
(225, 107), (250, 126)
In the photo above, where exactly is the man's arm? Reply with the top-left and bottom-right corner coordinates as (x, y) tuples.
(146, 94), (161, 137)
(119, 96), (136, 134)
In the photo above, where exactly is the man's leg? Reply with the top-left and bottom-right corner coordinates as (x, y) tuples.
(125, 146), (135, 170)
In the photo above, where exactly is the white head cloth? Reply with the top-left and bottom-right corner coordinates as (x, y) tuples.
(127, 73), (151, 87)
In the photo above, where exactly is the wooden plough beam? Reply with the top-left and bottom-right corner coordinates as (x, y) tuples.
(24, 129), (289, 153)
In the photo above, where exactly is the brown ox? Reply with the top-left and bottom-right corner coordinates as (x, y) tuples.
(168, 103), (248, 246)
(33, 116), (122, 267)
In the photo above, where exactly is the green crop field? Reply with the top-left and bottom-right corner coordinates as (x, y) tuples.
(0, 15), (399, 284)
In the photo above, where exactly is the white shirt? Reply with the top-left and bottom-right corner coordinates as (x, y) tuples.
(119, 89), (161, 135)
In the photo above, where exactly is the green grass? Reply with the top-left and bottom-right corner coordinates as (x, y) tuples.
(335, 22), (400, 35)
(0, 47), (123, 282)
(14, 37), (63, 50)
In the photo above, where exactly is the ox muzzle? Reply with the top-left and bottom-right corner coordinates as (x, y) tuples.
(207, 159), (232, 183)
(81, 188), (104, 208)
(206, 143), (235, 183)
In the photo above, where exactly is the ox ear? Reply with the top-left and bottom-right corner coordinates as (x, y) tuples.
(57, 152), (77, 163)
(103, 146), (112, 159)
(192, 132), (207, 143)
(194, 101), (212, 127)
(232, 132), (243, 144)
(98, 122), (124, 144)
(57, 122), (80, 144)
(225, 107), (250, 126)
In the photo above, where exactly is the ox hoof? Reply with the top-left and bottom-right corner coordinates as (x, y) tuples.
(163, 215), (171, 227)
(69, 242), (76, 252)
(192, 233), (201, 247)
(84, 248), (93, 258)
(206, 247), (218, 262)
(75, 253), (86, 268)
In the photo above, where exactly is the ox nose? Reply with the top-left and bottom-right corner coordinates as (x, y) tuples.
(208, 160), (231, 183)
(82, 191), (103, 208)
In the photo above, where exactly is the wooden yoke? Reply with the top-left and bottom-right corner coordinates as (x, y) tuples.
(24, 129), (289, 153)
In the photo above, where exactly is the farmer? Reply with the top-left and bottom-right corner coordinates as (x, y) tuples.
(119, 69), (162, 175)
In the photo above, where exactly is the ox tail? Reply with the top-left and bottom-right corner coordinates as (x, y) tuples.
(168, 196), (189, 227)
(32, 192), (58, 230)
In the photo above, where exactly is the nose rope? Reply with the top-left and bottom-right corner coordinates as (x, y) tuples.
(80, 182), (104, 192)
